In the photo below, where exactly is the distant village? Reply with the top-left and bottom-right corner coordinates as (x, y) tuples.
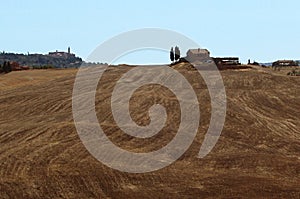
(0, 47), (82, 72)
(0, 47), (299, 76)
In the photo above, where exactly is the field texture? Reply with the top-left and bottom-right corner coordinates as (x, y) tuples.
(0, 65), (299, 198)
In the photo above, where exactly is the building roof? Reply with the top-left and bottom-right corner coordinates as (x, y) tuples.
(187, 48), (210, 55)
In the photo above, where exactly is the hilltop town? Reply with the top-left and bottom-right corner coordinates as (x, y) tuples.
(0, 47), (82, 70)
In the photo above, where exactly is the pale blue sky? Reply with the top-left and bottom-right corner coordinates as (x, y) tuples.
(1, 0), (299, 63)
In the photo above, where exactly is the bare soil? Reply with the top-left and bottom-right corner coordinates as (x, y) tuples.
(0, 65), (299, 198)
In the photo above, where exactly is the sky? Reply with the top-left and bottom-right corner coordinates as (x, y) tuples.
(1, 0), (300, 64)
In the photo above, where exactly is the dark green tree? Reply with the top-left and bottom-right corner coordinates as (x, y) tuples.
(3, 61), (7, 73)
(3, 61), (12, 73)
(174, 46), (180, 61)
(170, 47), (174, 63)
(7, 62), (12, 72)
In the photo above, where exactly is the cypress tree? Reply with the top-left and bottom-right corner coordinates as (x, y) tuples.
(170, 47), (175, 63)
(7, 62), (12, 72)
(3, 61), (7, 73)
(175, 46), (180, 61)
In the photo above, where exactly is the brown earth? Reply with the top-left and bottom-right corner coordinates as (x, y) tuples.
(0, 64), (299, 198)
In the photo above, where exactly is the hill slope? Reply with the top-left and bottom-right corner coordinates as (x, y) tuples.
(0, 65), (299, 198)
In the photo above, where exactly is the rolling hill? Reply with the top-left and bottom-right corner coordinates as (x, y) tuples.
(0, 64), (299, 198)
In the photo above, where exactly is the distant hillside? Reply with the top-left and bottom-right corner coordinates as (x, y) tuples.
(0, 51), (83, 68)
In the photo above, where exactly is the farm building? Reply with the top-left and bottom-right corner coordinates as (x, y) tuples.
(272, 60), (298, 67)
(182, 48), (244, 70)
(185, 48), (210, 62)
(213, 57), (240, 66)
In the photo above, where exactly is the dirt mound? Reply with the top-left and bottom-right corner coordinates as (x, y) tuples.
(0, 65), (299, 198)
